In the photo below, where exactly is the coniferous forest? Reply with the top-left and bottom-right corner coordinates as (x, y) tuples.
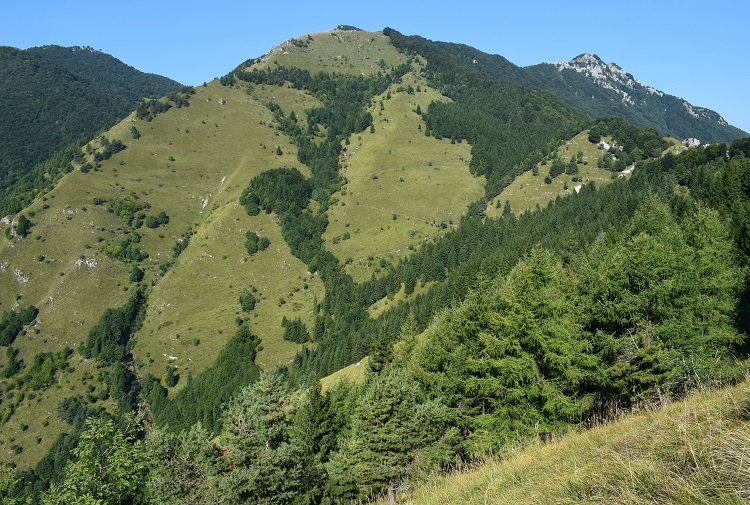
(1, 27), (749, 504)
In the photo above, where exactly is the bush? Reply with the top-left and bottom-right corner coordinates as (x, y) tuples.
(165, 366), (179, 387)
(239, 289), (258, 312)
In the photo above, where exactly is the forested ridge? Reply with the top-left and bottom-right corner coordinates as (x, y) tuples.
(2, 27), (750, 504)
(432, 40), (748, 144)
(0, 45), (183, 214)
(26, 45), (182, 103)
(0, 47), (130, 191)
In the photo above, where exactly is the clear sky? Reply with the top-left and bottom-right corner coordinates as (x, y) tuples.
(5, 0), (749, 134)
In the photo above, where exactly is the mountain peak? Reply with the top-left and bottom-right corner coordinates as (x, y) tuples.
(551, 53), (652, 106)
(553, 54), (640, 89)
(570, 53), (603, 64)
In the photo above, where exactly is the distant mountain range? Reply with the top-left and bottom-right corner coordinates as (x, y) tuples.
(434, 42), (747, 143)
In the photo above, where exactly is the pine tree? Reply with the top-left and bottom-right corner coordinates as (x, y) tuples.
(220, 371), (304, 503)
(327, 369), (456, 504)
(367, 328), (393, 374)
(144, 423), (224, 505)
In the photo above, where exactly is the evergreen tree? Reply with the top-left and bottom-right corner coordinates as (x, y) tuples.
(367, 328), (393, 374)
(327, 368), (457, 504)
(290, 380), (338, 502)
(220, 371), (305, 503)
(144, 423), (224, 505)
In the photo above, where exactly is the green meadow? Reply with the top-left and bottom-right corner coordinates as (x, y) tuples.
(324, 72), (485, 282)
(487, 131), (618, 218)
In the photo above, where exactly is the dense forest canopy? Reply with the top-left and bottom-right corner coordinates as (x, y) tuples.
(26, 45), (182, 103)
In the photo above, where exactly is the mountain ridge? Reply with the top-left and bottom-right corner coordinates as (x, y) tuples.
(432, 41), (746, 143)
(26, 45), (183, 102)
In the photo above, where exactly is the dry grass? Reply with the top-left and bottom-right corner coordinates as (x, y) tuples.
(394, 379), (750, 505)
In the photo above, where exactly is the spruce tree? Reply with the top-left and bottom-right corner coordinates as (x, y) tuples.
(220, 371), (304, 503)
(328, 369), (456, 504)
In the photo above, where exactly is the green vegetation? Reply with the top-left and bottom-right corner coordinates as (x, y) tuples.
(22, 348), (72, 391)
(2, 27), (750, 505)
(135, 87), (194, 121)
(281, 316), (310, 343)
(324, 72), (483, 282)
(0, 306), (39, 346)
(239, 288), (258, 312)
(79, 289), (146, 363)
(0, 45), (183, 209)
(433, 42), (747, 143)
(0, 47), (131, 191)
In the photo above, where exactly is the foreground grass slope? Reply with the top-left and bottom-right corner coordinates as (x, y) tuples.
(398, 378), (750, 505)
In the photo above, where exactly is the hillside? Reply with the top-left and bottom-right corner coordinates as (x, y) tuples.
(0, 26), (748, 504)
(434, 42), (747, 144)
(395, 378), (750, 504)
(0, 45), (183, 215)
(26, 45), (182, 102)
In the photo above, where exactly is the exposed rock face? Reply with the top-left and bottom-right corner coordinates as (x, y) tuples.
(551, 53), (732, 131)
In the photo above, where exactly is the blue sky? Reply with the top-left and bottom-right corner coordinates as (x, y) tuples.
(6, 0), (749, 134)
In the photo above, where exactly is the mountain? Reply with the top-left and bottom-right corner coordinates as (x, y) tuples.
(0, 27), (748, 504)
(0, 47), (130, 187)
(0, 46), (183, 210)
(434, 42), (747, 143)
(26, 45), (182, 102)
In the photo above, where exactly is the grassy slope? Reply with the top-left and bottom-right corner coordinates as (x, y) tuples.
(395, 379), (750, 505)
(0, 80), (316, 465)
(0, 28), (416, 468)
(324, 72), (484, 282)
(486, 131), (617, 217)
(320, 356), (369, 392)
(129, 82), (325, 387)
